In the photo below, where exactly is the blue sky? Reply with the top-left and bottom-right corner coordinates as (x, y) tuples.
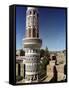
(16, 6), (66, 51)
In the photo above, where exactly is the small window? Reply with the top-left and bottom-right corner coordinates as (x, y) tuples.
(33, 11), (35, 15)
(29, 11), (31, 15)
(37, 13), (39, 17)
(33, 28), (36, 37)
(52, 56), (56, 60)
(37, 32), (39, 37)
(28, 28), (31, 37)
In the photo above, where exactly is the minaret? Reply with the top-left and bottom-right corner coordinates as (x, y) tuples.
(23, 7), (42, 83)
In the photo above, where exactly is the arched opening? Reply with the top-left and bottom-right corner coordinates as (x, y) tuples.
(52, 56), (56, 60)
(33, 28), (36, 37)
(29, 11), (31, 15)
(33, 10), (36, 15)
(28, 28), (31, 37)
(18, 64), (20, 76)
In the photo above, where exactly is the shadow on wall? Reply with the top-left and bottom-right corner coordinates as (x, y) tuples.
(50, 66), (57, 82)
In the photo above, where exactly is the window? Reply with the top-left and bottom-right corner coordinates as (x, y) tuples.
(33, 11), (35, 15)
(33, 16), (36, 26)
(30, 11), (31, 15)
(28, 28), (31, 37)
(18, 64), (20, 76)
(37, 13), (39, 17)
(33, 28), (36, 37)
(37, 32), (39, 37)
(52, 56), (56, 60)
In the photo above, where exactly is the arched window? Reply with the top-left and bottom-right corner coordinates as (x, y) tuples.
(33, 16), (36, 26)
(30, 11), (31, 15)
(28, 28), (31, 37)
(33, 28), (36, 37)
(33, 10), (35, 15)
(37, 13), (39, 17)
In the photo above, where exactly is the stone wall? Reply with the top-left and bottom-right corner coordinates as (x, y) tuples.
(50, 51), (66, 65)
(56, 64), (65, 81)
(46, 62), (65, 82)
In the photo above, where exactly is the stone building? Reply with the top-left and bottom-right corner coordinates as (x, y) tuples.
(50, 51), (66, 65)
(46, 51), (66, 82)
(56, 52), (65, 65)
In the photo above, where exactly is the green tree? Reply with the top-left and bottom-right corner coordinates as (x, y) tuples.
(41, 46), (50, 70)
(45, 46), (50, 61)
(20, 49), (25, 56)
(40, 49), (45, 58)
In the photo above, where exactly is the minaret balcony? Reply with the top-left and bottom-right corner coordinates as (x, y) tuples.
(23, 38), (42, 48)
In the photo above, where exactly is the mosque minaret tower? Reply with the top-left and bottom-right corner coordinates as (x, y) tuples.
(23, 7), (42, 83)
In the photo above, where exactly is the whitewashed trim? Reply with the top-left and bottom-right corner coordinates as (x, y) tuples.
(26, 71), (38, 75)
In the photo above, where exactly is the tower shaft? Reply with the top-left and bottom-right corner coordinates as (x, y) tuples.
(23, 7), (42, 83)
